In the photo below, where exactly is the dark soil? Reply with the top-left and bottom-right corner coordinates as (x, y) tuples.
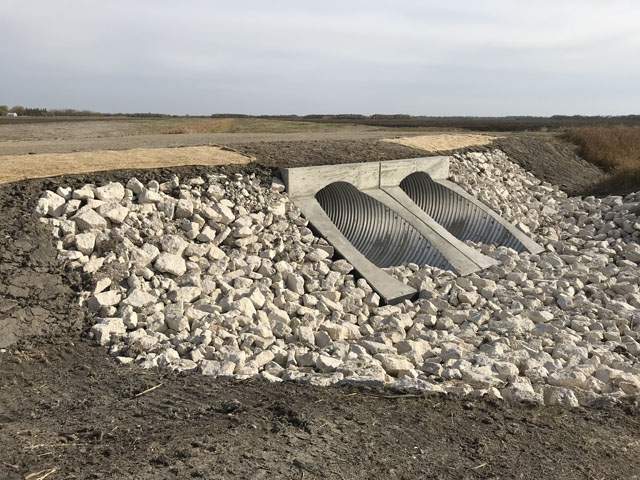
(1, 145), (637, 479)
(231, 139), (428, 169)
(232, 136), (605, 197)
(489, 135), (605, 196)
(3, 338), (640, 480)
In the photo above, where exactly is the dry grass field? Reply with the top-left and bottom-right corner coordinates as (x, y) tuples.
(0, 145), (251, 184)
(384, 133), (499, 152)
(131, 117), (356, 135)
(565, 126), (640, 191)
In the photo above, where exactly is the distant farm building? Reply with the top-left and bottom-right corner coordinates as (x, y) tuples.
(7, 112), (17, 117)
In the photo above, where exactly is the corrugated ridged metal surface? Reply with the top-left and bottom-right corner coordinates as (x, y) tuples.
(315, 182), (453, 270)
(400, 172), (525, 252)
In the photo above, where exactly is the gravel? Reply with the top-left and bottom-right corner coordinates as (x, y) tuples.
(35, 149), (640, 408)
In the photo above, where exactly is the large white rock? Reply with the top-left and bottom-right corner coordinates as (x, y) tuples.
(528, 311), (554, 323)
(165, 302), (189, 331)
(248, 350), (275, 369)
(271, 177), (285, 192)
(126, 177), (144, 195)
(73, 208), (107, 231)
(232, 297), (257, 319)
(122, 289), (158, 309)
(316, 355), (342, 373)
(139, 188), (164, 203)
(246, 287), (266, 309)
(501, 377), (543, 405)
(202, 203), (235, 224)
(97, 203), (129, 224)
(35, 191), (66, 217)
(617, 373), (640, 395)
(87, 291), (122, 312)
(72, 185), (95, 200)
(75, 232), (97, 255)
(168, 286), (201, 303)
(90, 318), (126, 346)
(207, 245), (226, 260)
(374, 353), (413, 377)
(201, 359), (236, 377)
(547, 370), (587, 388)
(319, 322), (348, 341)
(95, 183), (125, 202)
(161, 235), (187, 255)
(176, 199), (194, 218)
(286, 273), (305, 295)
(154, 253), (187, 276)
(296, 326), (315, 345)
(544, 387), (580, 408)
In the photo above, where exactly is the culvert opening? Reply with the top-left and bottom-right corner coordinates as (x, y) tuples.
(315, 181), (453, 270)
(399, 172), (526, 252)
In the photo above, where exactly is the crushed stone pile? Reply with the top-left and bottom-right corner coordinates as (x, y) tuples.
(35, 150), (640, 408)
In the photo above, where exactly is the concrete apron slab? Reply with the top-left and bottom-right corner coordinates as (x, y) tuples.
(281, 157), (542, 304)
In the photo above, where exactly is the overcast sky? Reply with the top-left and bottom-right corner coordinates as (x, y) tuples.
(1, 1), (639, 115)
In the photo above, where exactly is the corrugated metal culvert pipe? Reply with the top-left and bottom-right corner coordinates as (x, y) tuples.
(399, 172), (526, 252)
(315, 181), (453, 270)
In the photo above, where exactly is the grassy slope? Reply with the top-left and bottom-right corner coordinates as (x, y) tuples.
(564, 126), (640, 193)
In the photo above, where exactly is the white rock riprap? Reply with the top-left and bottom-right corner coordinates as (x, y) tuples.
(35, 152), (640, 408)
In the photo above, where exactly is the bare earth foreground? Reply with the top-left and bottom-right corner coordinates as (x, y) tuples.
(0, 123), (637, 479)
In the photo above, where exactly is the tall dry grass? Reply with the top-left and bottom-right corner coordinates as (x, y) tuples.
(564, 126), (640, 192)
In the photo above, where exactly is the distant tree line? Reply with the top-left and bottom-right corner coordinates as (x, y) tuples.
(0, 105), (176, 117)
(256, 114), (640, 131)
(2, 106), (639, 131)
(0, 105), (99, 116)
(0, 105), (27, 116)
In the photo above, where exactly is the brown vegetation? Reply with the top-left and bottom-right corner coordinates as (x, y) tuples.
(564, 126), (640, 192)
(384, 133), (499, 152)
(0, 146), (251, 184)
(274, 115), (640, 132)
(132, 117), (350, 135)
(147, 118), (233, 134)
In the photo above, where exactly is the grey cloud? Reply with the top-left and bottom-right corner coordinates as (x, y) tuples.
(1, 0), (639, 115)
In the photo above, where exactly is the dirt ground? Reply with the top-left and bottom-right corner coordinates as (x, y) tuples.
(489, 135), (605, 196)
(3, 339), (640, 480)
(0, 120), (413, 156)
(0, 119), (142, 142)
(231, 135), (603, 196)
(1, 126), (636, 479)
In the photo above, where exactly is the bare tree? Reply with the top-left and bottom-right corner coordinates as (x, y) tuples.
(9, 105), (25, 115)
